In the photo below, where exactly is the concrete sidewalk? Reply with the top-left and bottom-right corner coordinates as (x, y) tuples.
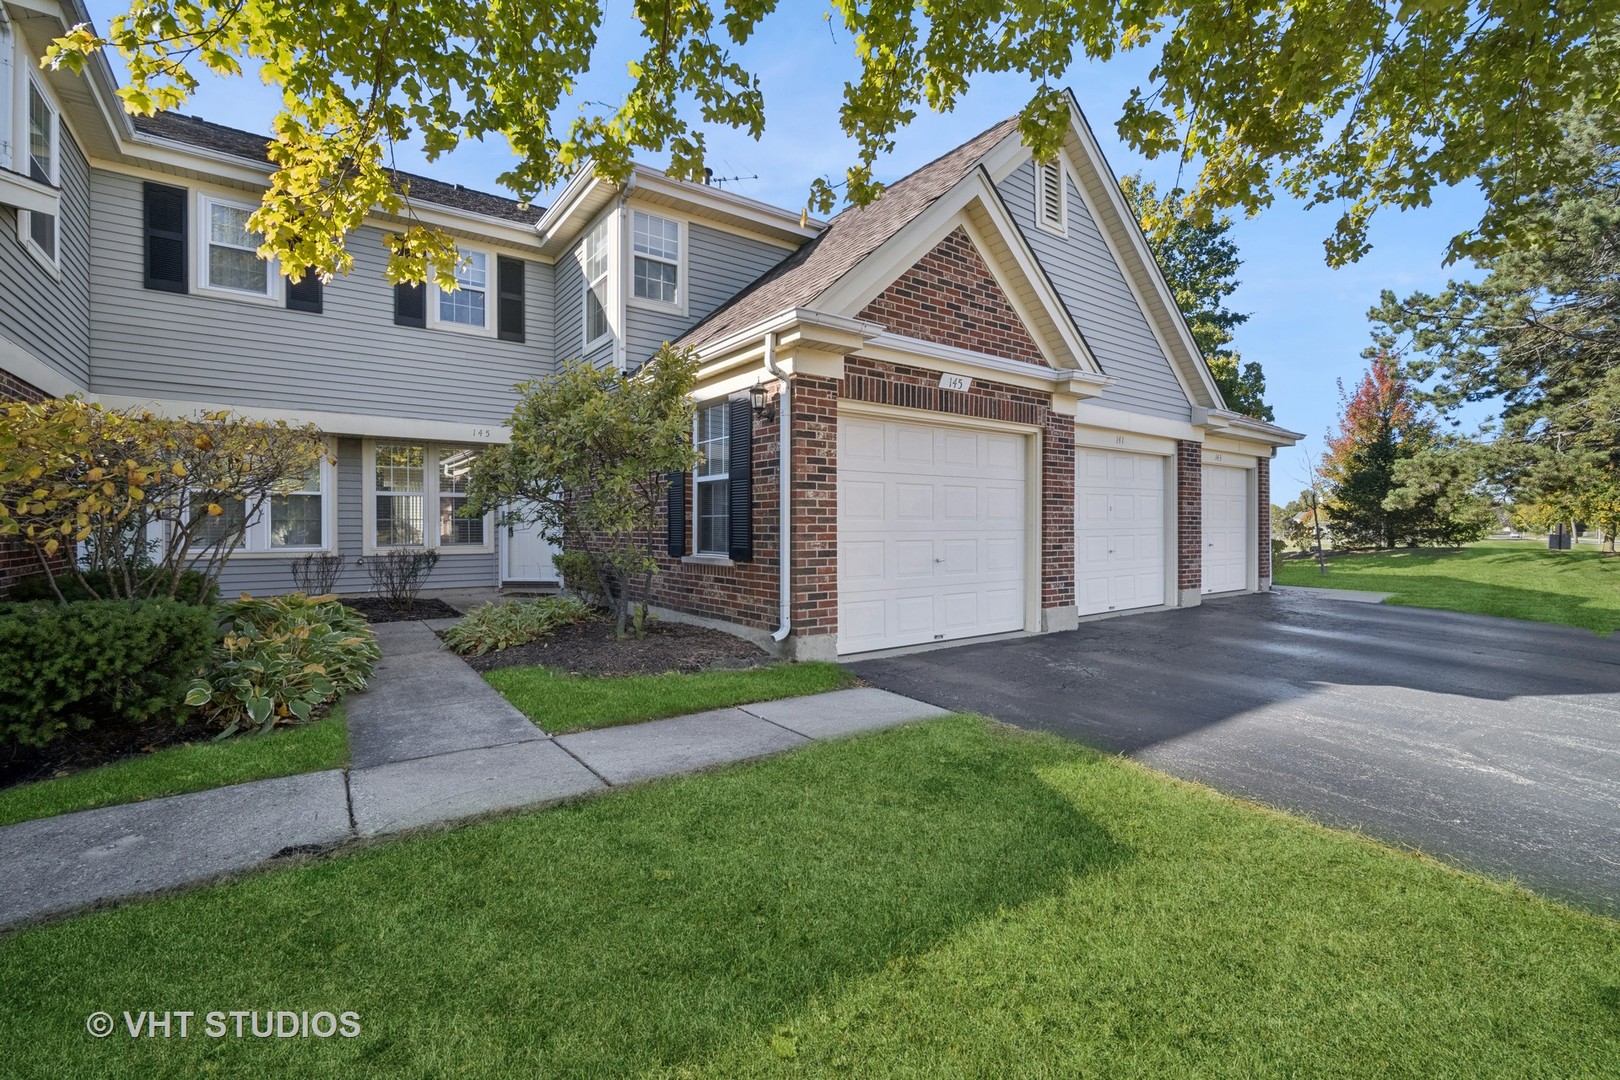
(0, 622), (946, 930)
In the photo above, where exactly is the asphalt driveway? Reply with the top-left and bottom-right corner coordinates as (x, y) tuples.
(850, 589), (1620, 915)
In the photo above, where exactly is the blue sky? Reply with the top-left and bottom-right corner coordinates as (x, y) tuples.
(84, 2), (1487, 494)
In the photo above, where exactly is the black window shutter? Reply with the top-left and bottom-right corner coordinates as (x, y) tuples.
(666, 471), (687, 558)
(286, 269), (323, 314)
(394, 282), (426, 327)
(727, 396), (754, 562)
(497, 256), (525, 342)
(143, 182), (188, 293)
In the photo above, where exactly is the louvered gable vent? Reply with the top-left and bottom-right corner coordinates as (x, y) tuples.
(1037, 159), (1064, 232)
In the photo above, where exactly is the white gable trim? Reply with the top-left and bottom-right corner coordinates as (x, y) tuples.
(810, 165), (1101, 376)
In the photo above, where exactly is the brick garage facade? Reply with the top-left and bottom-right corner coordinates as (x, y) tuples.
(646, 231), (1122, 652)
(857, 227), (1049, 368)
(1176, 440), (1202, 593)
(0, 367), (53, 596)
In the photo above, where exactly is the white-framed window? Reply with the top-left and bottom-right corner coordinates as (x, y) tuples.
(430, 248), (492, 334)
(17, 74), (59, 270)
(581, 216), (610, 349)
(1035, 157), (1066, 235)
(187, 457), (335, 554)
(364, 440), (493, 553)
(198, 193), (280, 300)
(693, 401), (730, 556)
(630, 209), (681, 308)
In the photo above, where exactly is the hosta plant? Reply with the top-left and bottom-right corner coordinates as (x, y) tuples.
(186, 593), (380, 735)
(442, 596), (592, 656)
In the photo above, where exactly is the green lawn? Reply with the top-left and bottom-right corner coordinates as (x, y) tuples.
(0, 707), (349, 829)
(484, 661), (856, 734)
(6, 716), (1617, 1078)
(1275, 540), (1620, 633)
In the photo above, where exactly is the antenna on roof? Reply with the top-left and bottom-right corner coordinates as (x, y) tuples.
(707, 172), (758, 190)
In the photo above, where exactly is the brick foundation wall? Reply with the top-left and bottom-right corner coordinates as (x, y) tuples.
(0, 367), (54, 596)
(1256, 454), (1271, 583)
(857, 227), (1048, 368)
(1176, 440), (1202, 592)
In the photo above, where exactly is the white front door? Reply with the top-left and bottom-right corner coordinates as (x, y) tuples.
(1075, 449), (1167, 615)
(1201, 464), (1249, 594)
(503, 517), (559, 583)
(838, 416), (1026, 655)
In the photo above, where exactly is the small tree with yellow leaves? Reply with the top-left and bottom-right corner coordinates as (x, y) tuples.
(0, 399), (328, 602)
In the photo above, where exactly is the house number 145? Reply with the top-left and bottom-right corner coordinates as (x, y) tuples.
(938, 373), (973, 392)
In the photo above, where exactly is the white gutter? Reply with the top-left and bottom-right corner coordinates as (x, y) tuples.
(764, 331), (792, 644)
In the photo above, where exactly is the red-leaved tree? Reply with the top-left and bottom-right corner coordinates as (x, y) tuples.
(1321, 353), (1436, 548)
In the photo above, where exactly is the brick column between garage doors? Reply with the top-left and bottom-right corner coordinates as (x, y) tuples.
(1176, 440), (1202, 598)
(1257, 454), (1271, 586)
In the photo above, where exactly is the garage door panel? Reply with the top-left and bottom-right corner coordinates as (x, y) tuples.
(839, 417), (1027, 654)
(1076, 449), (1169, 616)
(843, 419), (886, 462)
(1201, 464), (1249, 594)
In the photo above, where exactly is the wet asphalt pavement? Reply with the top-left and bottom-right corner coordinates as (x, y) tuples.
(850, 589), (1620, 915)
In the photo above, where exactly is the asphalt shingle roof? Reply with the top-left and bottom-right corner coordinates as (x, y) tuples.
(131, 112), (545, 225)
(676, 116), (1020, 351)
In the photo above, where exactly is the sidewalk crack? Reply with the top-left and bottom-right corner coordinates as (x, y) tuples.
(341, 769), (358, 836)
(550, 738), (615, 787)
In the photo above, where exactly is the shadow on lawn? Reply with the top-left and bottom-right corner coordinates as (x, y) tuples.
(4, 721), (1128, 1078)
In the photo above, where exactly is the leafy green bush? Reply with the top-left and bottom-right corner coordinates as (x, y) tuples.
(0, 599), (217, 750)
(443, 597), (593, 656)
(7, 568), (219, 606)
(553, 551), (607, 609)
(186, 593), (380, 735)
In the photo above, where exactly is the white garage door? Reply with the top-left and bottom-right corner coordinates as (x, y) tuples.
(839, 416), (1026, 654)
(1075, 449), (1167, 616)
(1202, 464), (1249, 594)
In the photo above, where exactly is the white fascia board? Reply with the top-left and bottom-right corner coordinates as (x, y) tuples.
(860, 331), (1112, 395)
(0, 166), (58, 214)
(0, 333), (84, 398)
(1073, 401), (1203, 442)
(89, 393), (511, 444)
(1062, 91), (1226, 409)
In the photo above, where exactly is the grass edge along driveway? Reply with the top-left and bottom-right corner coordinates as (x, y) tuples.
(0, 707), (348, 829)
(484, 661), (855, 734)
(1274, 540), (1620, 633)
(6, 716), (1617, 1079)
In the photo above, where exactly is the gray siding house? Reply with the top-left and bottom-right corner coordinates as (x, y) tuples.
(1, 0), (1298, 658)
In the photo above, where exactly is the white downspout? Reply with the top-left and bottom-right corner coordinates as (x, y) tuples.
(764, 332), (792, 644)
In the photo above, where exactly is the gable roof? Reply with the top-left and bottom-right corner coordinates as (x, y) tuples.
(677, 117), (1020, 351)
(130, 112), (546, 226)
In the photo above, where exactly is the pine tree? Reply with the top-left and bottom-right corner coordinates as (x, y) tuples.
(1321, 353), (1436, 548)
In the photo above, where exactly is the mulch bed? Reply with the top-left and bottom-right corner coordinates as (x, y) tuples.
(457, 614), (772, 677)
(0, 716), (216, 793)
(340, 596), (463, 624)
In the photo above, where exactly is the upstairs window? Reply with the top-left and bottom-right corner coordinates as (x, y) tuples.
(582, 216), (610, 348)
(18, 77), (59, 267)
(200, 195), (276, 298)
(1036, 158), (1066, 235)
(631, 210), (680, 306)
(436, 249), (489, 330)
